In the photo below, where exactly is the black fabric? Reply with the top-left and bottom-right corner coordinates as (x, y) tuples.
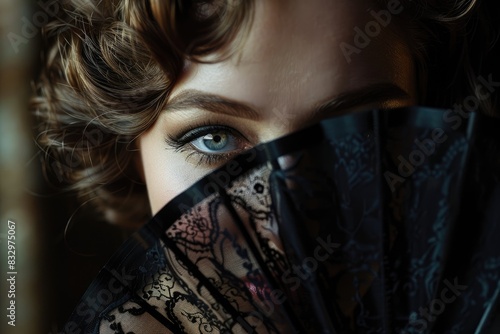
(63, 107), (500, 333)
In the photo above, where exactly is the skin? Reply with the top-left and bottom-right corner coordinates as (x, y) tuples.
(138, 0), (417, 214)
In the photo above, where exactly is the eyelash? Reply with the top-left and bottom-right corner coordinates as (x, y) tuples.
(165, 122), (247, 167)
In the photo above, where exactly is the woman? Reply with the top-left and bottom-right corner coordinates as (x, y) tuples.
(34, 0), (500, 332)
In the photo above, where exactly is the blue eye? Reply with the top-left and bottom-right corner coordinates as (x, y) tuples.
(191, 131), (238, 153)
(165, 125), (251, 167)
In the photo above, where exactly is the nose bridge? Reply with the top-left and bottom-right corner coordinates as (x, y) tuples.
(259, 104), (318, 143)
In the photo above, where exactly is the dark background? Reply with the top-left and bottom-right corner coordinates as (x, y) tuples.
(0, 1), (127, 333)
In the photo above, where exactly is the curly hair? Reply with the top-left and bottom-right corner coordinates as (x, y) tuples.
(32, 0), (499, 227)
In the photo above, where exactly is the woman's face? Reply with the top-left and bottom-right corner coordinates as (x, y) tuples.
(139, 0), (417, 214)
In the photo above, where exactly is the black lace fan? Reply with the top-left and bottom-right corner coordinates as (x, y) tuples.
(63, 107), (500, 334)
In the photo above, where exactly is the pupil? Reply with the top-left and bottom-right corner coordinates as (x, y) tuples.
(202, 132), (228, 151)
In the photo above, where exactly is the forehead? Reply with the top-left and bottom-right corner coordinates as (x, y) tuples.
(173, 0), (413, 114)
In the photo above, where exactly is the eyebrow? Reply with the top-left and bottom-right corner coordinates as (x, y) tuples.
(166, 89), (260, 119)
(313, 83), (410, 116)
(166, 83), (410, 120)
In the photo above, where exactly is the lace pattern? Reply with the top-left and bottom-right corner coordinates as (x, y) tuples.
(64, 107), (500, 333)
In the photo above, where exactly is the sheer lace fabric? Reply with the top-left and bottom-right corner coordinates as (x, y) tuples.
(64, 107), (500, 333)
